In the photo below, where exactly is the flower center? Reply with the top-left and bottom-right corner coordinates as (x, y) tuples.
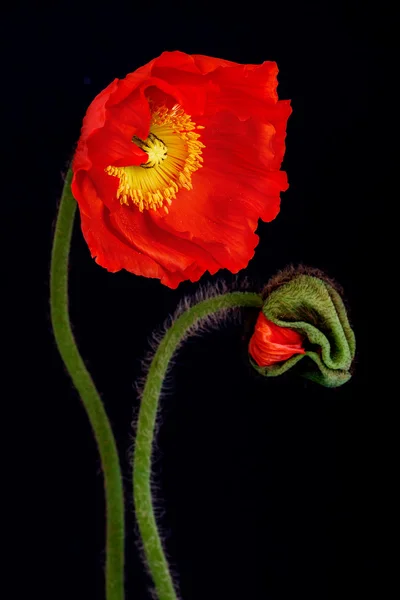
(105, 105), (205, 214)
(133, 133), (168, 168)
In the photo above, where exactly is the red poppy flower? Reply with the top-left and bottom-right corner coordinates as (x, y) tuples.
(72, 51), (292, 288)
(249, 312), (305, 367)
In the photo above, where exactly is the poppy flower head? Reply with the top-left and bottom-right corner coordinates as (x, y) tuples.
(72, 51), (292, 288)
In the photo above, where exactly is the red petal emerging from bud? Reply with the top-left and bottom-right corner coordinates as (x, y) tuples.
(249, 312), (305, 367)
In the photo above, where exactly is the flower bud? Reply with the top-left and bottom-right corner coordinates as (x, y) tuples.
(249, 267), (356, 387)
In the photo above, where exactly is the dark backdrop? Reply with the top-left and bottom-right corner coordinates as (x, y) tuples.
(7, 1), (392, 599)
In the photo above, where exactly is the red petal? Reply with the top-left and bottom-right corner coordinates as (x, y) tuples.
(110, 205), (221, 279)
(77, 79), (119, 145)
(152, 51), (201, 74)
(72, 79), (119, 176)
(74, 172), (223, 288)
(191, 54), (240, 73)
(150, 168), (260, 274)
(76, 173), (163, 279)
(150, 67), (218, 117)
(202, 61), (287, 121)
(198, 109), (290, 221)
(249, 313), (305, 367)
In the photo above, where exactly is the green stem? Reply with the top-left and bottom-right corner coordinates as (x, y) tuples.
(50, 169), (125, 600)
(133, 291), (263, 600)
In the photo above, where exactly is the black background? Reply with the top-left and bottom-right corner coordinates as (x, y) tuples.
(6, 1), (392, 599)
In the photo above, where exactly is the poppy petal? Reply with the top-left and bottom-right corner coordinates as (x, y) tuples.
(77, 173), (163, 278)
(150, 169), (261, 274)
(249, 313), (305, 367)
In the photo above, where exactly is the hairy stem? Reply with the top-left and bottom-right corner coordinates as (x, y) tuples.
(133, 292), (263, 600)
(50, 169), (125, 600)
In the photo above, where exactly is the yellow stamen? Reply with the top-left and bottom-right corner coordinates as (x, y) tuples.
(105, 105), (205, 212)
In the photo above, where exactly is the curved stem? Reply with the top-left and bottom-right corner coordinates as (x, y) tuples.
(133, 292), (263, 600)
(50, 169), (125, 600)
